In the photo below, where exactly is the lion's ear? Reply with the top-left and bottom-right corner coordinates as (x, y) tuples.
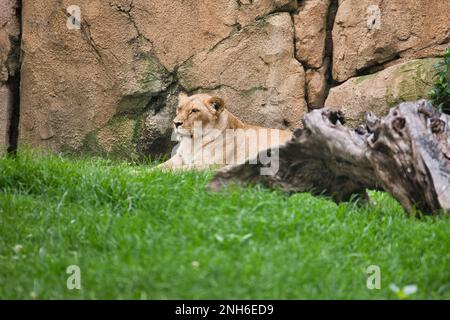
(206, 96), (224, 113)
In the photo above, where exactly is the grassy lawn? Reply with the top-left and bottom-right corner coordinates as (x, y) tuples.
(0, 150), (449, 299)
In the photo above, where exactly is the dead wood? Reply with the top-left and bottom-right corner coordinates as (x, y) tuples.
(209, 100), (450, 215)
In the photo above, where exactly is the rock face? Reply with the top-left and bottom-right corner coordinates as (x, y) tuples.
(178, 13), (307, 129)
(294, 0), (333, 108)
(305, 60), (329, 108)
(134, 0), (298, 72)
(18, 0), (303, 158)
(325, 58), (440, 127)
(294, 0), (330, 69)
(0, 0), (20, 154)
(332, 0), (450, 82)
(19, 0), (173, 157)
(2, 0), (448, 158)
(0, 86), (12, 153)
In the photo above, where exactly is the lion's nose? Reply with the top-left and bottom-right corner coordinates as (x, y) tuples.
(174, 120), (183, 128)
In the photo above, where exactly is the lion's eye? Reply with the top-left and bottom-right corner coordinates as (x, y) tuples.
(191, 108), (199, 113)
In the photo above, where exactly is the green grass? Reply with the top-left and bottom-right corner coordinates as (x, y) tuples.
(0, 150), (449, 299)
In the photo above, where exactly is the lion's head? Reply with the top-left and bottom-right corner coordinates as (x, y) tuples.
(173, 93), (225, 137)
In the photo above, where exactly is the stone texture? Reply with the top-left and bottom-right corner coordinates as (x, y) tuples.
(0, 86), (12, 153)
(0, 0), (20, 84)
(0, 0), (20, 153)
(178, 13), (307, 129)
(137, 85), (180, 157)
(19, 0), (300, 157)
(332, 0), (450, 82)
(96, 117), (136, 158)
(305, 59), (329, 108)
(19, 0), (172, 154)
(325, 58), (440, 127)
(12, 0), (450, 159)
(132, 0), (298, 72)
(294, 0), (330, 69)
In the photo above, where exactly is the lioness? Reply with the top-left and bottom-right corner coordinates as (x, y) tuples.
(159, 93), (292, 170)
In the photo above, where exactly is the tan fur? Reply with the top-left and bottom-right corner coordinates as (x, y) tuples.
(159, 93), (292, 170)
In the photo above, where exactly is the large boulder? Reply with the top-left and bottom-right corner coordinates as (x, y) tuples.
(132, 0), (298, 72)
(178, 13), (307, 129)
(325, 58), (440, 127)
(332, 0), (450, 82)
(294, 0), (330, 69)
(18, 0), (300, 158)
(19, 0), (172, 157)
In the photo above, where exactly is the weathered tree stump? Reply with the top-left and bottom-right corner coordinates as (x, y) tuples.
(209, 100), (450, 216)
